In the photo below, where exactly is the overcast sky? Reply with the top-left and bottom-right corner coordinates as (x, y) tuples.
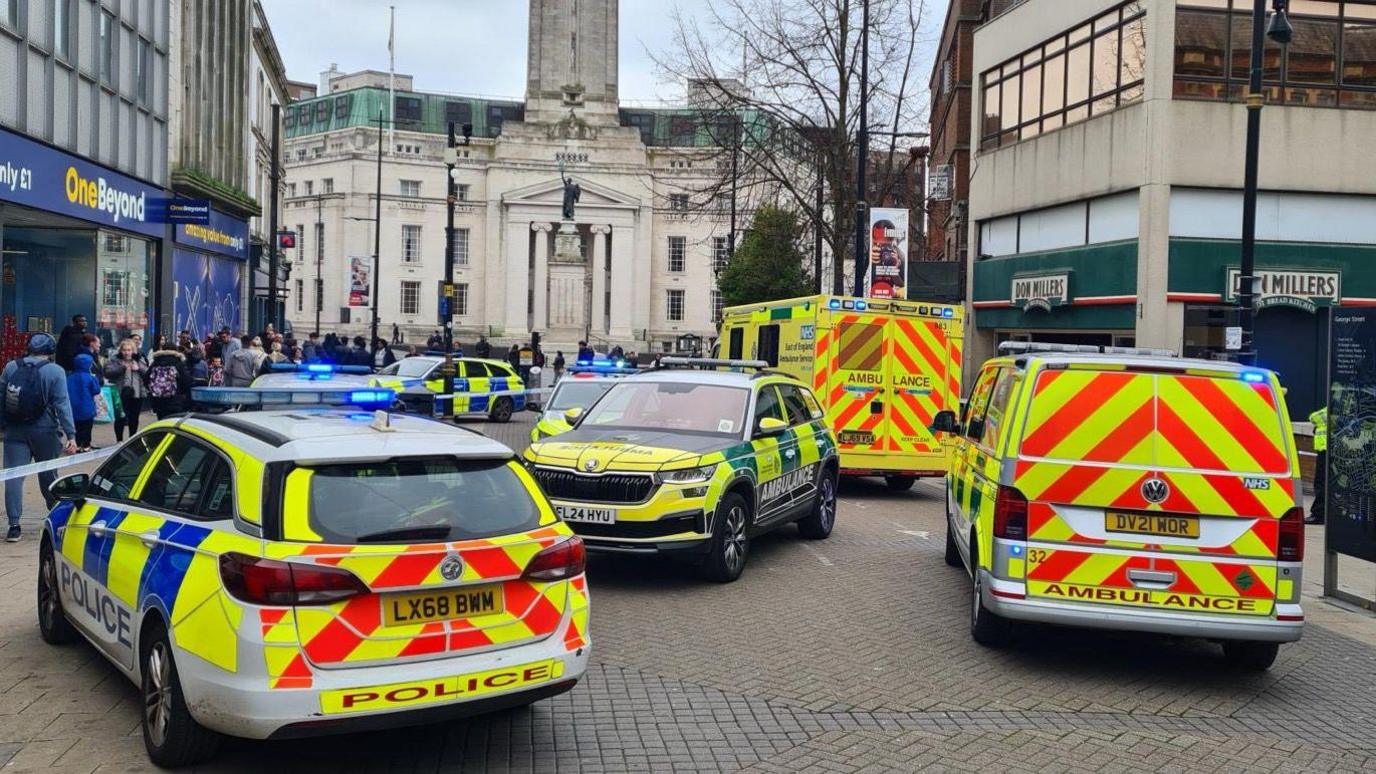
(258, 0), (716, 103)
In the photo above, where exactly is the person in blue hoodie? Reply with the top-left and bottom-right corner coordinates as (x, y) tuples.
(67, 353), (101, 452)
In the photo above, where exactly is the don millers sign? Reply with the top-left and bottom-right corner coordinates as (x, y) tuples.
(1011, 272), (1070, 312)
(1225, 268), (1341, 313)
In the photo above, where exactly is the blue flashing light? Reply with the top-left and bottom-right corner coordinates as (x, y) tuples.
(348, 390), (395, 406)
(828, 299), (842, 310)
(855, 300), (868, 311)
(576, 359), (592, 366)
(1241, 371), (1267, 384)
(1010, 544), (1024, 557)
(306, 363), (334, 374)
(943, 308), (955, 319)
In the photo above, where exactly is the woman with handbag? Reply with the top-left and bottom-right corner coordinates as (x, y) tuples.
(104, 338), (148, 441)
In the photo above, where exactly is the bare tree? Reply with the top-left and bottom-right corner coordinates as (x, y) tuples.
(653, 0), (934, 294)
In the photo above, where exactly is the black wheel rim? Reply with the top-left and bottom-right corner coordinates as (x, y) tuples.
(723, 505), (747, 572)
(39, 550), (60, 630)
(819, 476), (836, 531)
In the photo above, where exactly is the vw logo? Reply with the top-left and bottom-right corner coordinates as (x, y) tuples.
(583, 459), (599, 473)
(438, 553), (465, 581)
(1141, 478), (1170, 504)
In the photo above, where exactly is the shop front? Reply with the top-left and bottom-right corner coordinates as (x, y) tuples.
(0, 126), (165, 361)
(171, 207), (249, 341)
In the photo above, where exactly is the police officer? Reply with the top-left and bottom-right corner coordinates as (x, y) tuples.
(1306, 405), (1327, 525)
(1, 334), (77, 543)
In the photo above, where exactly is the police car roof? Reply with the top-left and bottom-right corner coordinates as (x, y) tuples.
(179, 410), (514, 464)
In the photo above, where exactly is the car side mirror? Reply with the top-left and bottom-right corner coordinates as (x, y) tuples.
(563, 407), (585, 425)
(930, 410), (960, 435)
(756, 416), (788, 437)
(965, 417), (986, 441)
(49, 473), (89, 502)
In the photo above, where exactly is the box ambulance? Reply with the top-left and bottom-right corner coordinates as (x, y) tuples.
(718, 295), (963, 489)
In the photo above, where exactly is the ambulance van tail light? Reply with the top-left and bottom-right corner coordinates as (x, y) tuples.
(993, 486), (1029, 540)
(1278, 507), (1305, 562)
(219, 553), (370, 606)
(522, 537), (587, 582)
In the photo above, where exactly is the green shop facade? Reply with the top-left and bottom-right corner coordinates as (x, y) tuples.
(971, 237), (1374, 417)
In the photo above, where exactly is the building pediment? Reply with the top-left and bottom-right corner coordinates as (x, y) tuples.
(502, 176), (641, 211)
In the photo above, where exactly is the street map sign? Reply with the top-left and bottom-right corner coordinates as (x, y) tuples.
(1327, 310), (1376, 562)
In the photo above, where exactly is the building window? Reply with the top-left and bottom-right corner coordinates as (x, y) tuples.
(670, 193), (689, 211)
(668, 236), (686, 273)
(295, 280), (304, 313)
(711, 290), (724, 323)
(400, 281), (421, 316)
(1174, 1), (1375, 110)
(304, 181), (314, 196)
(136, 38), (152, 104)
(99, 11), (116, 84)
(400, 179), (421, 197)
(667, 289), (685, 322)
(454, 283), (469, 316)
(452, 228), (470, 265)
(295, 223), (305, 263)
(322, 178), (334, 194)
(455, 184), (470, 201)
(287, 182), (297, 197)
(980, 1), (1146, 151)
(314, 223), (324, 263)
(713, 237), (730, 273)
(52, 0), (70, 59)
(395, 96), (423, 128)
(402, 225), (422, 263)
(0, 0), (16, 29)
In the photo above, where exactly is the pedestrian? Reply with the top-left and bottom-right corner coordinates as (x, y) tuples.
(303, 332), (321, 362)
(226, 336), (266, 387)
(81, 333), (103, 376)
(475, 334), (492, 359)
(178, 330), (193, 351)
(553, 351), (566, 382)
(610, 344), (624, 361)
(507, 344), (521, 370)
(206, 355), (226, 387)
(187, 341), (209, 386)
(372, 338), (397, 371)
(105, 338), (148, 442)
(55, 314), (88, 372)
(263, 339), (291, 369)
(1, 333), (77, 542)
(576, 340), (595, 362)
(67, 352), (101, 452)
(404, 344), (420, 358)
(219, 328), (241, 361)
(1307, 405), (1327, 525)
(147, 346), (191, 419)
(155, 333), (171, 352)
(391, 323), (401, 345)
(347, 336), (370, 367)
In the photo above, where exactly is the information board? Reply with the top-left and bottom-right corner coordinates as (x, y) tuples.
(1327, 310), (1376, 562)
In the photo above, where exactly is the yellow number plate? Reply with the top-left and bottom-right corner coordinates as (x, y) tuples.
(382, 585), (504, 626)
(1105, 512), (1200, 539)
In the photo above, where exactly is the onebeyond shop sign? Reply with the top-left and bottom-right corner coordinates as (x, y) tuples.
(1225, 268), (1341, 313)
(0, 125), (163, 237)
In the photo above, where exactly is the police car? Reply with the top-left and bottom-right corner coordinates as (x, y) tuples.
(523, 359), (839, 582)
(531, 361), (639, 442)
(372, 356), (526, 422)
(37, 387), (589, 766)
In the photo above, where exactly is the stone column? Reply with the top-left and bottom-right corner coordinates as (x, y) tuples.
(589, 225), (610, 335)
(504, 219), (531, 336)
(531, 222), (553, 332)
(609, 224), (635, 341)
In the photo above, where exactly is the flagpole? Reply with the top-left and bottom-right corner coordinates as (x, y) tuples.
(388, 5), (396, 152)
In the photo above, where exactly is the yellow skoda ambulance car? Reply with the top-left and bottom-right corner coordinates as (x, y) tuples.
(719, 295), (962, 490)
(934, 343), (1305, 670)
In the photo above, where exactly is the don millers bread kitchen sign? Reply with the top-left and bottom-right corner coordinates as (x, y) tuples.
(1011, 272), (1071, 312)
(1225, 268), (1341, 313)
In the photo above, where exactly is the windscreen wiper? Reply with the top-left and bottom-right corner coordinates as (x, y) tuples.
(355, 525), (453, 543)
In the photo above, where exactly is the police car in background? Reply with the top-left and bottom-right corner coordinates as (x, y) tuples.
(37, 386), (589, 766)
(531, 360), (640, 442)
(371, 356), (526, 422)
(523, 359), (839, 582)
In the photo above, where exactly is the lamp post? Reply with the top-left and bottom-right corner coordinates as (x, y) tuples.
(852, 0), (870, 297)
(371, 110), (385, 355)
(313, 194), (323, 337)
(1237, 0), (1292, 366)
(441, 121), (473, 419)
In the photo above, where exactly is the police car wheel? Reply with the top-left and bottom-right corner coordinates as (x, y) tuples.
(37, 540), (78, 645)
(489, 397), (515, 423)
(885, 475), (917, 492)
(969, 543), (1013, 647)
(1221, 641), (1279, 672)
(141, 623), (221, 767)
(699, 492), (750, 583)
(797, 468), (837, 540)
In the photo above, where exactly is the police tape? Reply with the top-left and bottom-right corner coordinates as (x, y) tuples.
(0, 446), (118, 483)
(430, 387), (554, 402)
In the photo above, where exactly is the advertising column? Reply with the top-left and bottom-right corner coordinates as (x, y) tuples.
(172, 208), (250, 340)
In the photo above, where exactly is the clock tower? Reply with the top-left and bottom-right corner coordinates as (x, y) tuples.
(526, 0), (620, 126)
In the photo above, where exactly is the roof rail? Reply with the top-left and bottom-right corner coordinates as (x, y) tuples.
(997, 342), (1177, 358)
(654, 357), (771, 371)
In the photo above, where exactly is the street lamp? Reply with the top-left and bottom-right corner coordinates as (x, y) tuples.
(853, 0), (870, 297)
(441, 121), (473, 419)
(1237, 0), (1292, 366)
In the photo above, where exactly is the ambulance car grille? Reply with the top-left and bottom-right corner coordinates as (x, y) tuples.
(533, 468), (656, 504)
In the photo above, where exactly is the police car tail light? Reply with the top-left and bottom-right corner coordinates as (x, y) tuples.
(219, 552), (370, 606)
(521, 537), (586, 582)
(993, 486), (1029, 540)
(1278, 507), (1305, 562)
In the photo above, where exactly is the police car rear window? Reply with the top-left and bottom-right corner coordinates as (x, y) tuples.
(301, 458), (543, 544)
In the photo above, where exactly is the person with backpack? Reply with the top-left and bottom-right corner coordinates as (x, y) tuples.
(66, 353), (102, 452)
(1, 334), (77, 543)
(105, 338), (148, 442)
(147, 347), (191, 419)
(226, 336), (266, 387)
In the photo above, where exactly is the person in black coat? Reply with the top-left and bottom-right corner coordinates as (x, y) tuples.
(371, 338), (398, 371)
(55, 314), (88, 372)
(146, 349), (193, 419)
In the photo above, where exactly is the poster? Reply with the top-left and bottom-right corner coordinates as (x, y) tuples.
(1327, 310), (1376, 563)
(173, 249), (243, 338)
(866, 208), (909, 299)
(348, 256), (372, 308)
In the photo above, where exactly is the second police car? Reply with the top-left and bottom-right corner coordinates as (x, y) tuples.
(37, 387), (589, 766)
(523, 359), (839, 582)
(371, 356), (526, 422)
(531, 359), (641, 442)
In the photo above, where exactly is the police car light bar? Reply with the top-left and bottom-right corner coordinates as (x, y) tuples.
(657, 357), (770, 371)
(190, 386), (397, 409)
(998, 342), (1178, 357)
(270, 363), (374, 377)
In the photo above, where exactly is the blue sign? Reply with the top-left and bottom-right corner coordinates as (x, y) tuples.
(148, 198), (211, 224)
(0, 125), (165, 238)
(173, 248), (243, 339)
(174, 206), (249, 261)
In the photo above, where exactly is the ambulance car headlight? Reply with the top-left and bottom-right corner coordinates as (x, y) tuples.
(657, 464), (718, 485)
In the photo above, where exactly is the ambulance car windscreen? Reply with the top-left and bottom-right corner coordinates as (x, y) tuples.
(549, 382), (613, 411)
(301, 458), (543, 544)
(579, 382), (750, 437)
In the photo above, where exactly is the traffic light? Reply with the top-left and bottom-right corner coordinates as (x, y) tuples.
(277, 230), (297, 250)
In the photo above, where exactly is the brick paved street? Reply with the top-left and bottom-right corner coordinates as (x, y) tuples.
(2, 414), (1375, 772)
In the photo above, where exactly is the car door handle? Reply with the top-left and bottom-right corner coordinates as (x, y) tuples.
(89, 521), (108, 537)
(139, 531), (162, 548)
(1127, 569), (1176, 588)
